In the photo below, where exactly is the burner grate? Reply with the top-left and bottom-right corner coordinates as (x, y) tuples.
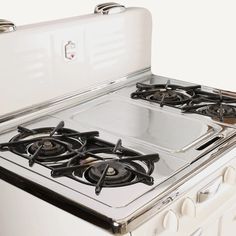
(0, 121), (98, 167)
(0, 122), (159, 195)
(182, 90), (236, 121)
(131, 80), (201, 107)
(131, 80), (236, 121)
(51, 138), (159, 195)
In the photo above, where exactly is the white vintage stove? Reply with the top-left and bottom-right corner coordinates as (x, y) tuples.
(1, 3), (236, 236)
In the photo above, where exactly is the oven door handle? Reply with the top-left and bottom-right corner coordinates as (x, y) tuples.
(197, 176), (222, 203)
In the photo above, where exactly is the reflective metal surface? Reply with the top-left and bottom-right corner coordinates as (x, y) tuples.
(0, 116), (188, 208)
(58, 76), (236, 164)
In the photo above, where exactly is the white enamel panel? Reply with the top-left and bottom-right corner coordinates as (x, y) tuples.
(0, 7), (151, 117)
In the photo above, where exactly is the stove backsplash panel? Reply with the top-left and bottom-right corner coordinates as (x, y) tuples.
(0, 7), (151, 117)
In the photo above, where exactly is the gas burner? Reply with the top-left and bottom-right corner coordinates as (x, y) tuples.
(28, 139), (67, 157)
(0, 121), (99, 167)
(205, 104), (236, 118)
(0, 122), (160, 195)
(182, 90), (236, 121)
(131, 80), (201, 107)
(131, 81), (236, 121)
(51, 139), (159, 195)
(85, 161), (135, 186)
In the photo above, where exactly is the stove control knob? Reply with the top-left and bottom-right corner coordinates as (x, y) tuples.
(181, 197), (196, 217)
(224, 166), (236, 185)
(163, 210), (179, 232)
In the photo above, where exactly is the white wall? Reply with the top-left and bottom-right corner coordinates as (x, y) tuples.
(1, 0), (236, 91)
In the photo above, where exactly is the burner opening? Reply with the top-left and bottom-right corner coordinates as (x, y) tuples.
(82, 161), (137, 186)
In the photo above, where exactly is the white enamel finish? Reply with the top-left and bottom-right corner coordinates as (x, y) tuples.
(0, 180), (128, 236)
(162, 210), (179, 232)
(220, 204), (236, 235)
(181, 197), (196, 217)
(0, 7), (151, 117)
(223, 166), (236, 185)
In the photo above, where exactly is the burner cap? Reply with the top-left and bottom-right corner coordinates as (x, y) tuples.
(152, 90), (178, 101)
(149, 89), (190, 106)
(28, 139), (67, 157)
(83, 161), (135, 185)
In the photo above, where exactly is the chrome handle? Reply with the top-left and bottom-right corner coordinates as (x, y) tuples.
(94, 2), (117, 12)
(0, 19), (16, 33)
(190, 228), (203, 236)
(94, 2), (126, 15)
(197, 176), (222, 203)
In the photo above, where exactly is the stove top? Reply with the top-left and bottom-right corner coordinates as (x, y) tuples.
(0, 73), (236, 234)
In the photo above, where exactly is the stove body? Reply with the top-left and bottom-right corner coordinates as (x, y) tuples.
(1, 3), (236, 236)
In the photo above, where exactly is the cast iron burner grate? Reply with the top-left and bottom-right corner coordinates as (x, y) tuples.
(0, 121), (159, 195)
(131, 80), (201, 107)
(182, 90), (236, 121)
(131, 80), (236, 121)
